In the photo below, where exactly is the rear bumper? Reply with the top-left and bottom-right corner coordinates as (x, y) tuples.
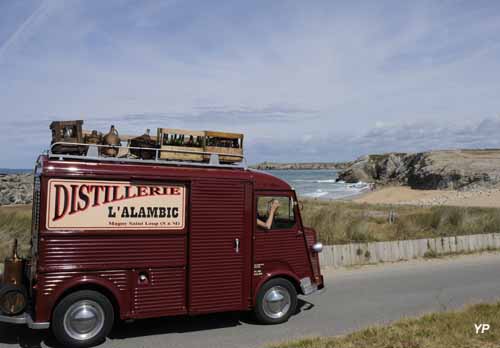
(0, 312), (49, 330)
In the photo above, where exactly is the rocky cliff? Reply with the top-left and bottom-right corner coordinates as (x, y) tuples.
(2, 150), (499, 205)
(0, 173), (33, 205)
(252, 161), (350, 170)
(337, 149), (500, 190)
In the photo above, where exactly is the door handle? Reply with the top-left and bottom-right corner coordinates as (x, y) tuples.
(235, 238), (240, 253)
(296, 230), (304, 236)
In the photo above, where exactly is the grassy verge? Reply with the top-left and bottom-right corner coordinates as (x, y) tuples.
(270, 302), (500, 348)
(300, 199), (500, 245)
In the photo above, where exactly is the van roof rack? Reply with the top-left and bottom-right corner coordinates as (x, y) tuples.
(47, 142), (247, 169)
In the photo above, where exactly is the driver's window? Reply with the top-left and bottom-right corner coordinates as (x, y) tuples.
(257, 196), (295, 230)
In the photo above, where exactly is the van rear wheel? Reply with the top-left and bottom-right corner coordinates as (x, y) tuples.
(254, 278), (297, 324)
(52, 290), (114, 348)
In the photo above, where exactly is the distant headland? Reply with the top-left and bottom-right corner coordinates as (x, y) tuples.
(251, 161), (351, 170)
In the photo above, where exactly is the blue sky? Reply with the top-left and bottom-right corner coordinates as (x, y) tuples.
(1, 0), (500, 167)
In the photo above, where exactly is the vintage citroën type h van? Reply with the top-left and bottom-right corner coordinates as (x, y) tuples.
(0, 125), (324, 347)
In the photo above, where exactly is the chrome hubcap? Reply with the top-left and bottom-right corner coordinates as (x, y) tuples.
(63, 300), (105, 341)
(263, 286), (291, 319)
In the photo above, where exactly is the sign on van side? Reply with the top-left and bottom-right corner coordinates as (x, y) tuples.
(46, 179), (186, 230)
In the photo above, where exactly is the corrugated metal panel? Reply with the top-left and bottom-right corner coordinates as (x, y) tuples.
(189, 180), (245, 313)
(39, 235), (186, 271)
(38, 273), (73, 296)
(38, 270), (129, 296)
(133, 268), (186, 316)
(254, 230), (310, 277)
(100, 270), (129, 291)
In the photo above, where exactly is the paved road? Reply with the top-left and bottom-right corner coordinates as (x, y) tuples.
(2, 253), (500, 348)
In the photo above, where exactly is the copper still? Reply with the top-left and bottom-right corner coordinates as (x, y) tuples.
(130, 129), (157, 160)
(84, 130), (102, 145)
(101, 125), (121, 157)
(82, 130), (102, 156)
(3, 240), (24, 286)
(0, 239), (27, 316)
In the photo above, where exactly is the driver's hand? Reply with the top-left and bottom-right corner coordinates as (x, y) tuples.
(270, 199), (280, 211)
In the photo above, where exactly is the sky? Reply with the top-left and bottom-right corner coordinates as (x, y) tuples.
(1, 0), (500, 168)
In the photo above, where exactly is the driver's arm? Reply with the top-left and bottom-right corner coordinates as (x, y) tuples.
(257, 200), (280, 230)
(257, 218), (269, 229)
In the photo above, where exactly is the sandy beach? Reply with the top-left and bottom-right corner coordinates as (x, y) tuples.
(352, 186), (500, 208)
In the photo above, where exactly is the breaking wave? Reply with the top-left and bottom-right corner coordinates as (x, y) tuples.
(265, 169), (372, 200)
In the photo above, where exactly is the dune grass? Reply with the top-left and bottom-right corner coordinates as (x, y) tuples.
(269, 302), (500, 348)
(1, 201), (500, 259)
(300, 199), (500, 245)
(0, 205), (32, 260)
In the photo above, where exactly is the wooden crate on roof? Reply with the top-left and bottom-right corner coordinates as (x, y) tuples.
(204, 130), (244, 163)
(50, 120), (88, 155)
(157, 128), (206, 162)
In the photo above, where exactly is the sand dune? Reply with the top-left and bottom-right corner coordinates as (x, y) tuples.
(353, 186), (500, 208)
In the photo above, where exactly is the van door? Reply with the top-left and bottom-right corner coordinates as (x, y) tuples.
(188, 179), (250, 313)
(254, 192), (311, 280)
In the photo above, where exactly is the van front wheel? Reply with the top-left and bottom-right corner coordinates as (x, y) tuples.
(52, 290), (114, 348)
(254, 278), (297, 324)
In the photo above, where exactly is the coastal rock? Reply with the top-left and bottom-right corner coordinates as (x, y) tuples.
(0, 173), (33, 205)
(338, 153), (407, 183)
(252, 161), (350, 170)
(336, 155), (376, 183)
(337, 149), (500, 190)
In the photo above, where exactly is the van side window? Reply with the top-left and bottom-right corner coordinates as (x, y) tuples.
(257, 196), (295, 230)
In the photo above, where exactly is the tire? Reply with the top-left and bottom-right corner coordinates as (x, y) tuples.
(254, 278), (297, 325)
(52, 290), (114, 348)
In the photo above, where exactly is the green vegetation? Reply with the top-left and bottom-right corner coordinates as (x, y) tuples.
(1, 201), (500, 259)
(269, 302), (500, 348)
(0, 205), (32, 260)
(300, 200), (500, 245)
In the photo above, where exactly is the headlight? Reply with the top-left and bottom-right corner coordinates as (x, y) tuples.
(0, 284), (27, 316)
(312, 242), (323, 253)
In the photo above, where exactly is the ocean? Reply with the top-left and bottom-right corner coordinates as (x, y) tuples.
(0, 168), (32, 174)
(264, 169), (370, 200)
(0, 168), (367, 200)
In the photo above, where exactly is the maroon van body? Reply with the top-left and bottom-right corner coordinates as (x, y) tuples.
(0, 154), (324, 344)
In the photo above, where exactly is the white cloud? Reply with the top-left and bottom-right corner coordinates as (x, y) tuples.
(0, 1), (500, 167)
(246, 116), (500, 163)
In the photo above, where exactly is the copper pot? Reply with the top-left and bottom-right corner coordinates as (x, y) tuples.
(102, 125), (121, 157)
(84, 130), (102, 144)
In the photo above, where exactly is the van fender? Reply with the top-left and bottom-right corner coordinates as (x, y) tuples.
(252, 263), (301, 305)
(37, 274), (125, 323)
